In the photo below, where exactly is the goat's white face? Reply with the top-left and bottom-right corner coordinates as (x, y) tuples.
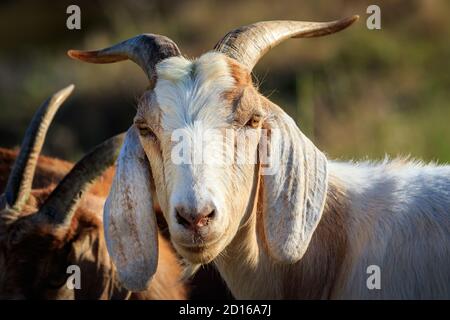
(103, 52), (330, 291)
(135, 53), (262, 263)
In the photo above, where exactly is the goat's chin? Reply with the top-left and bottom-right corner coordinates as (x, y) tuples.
(172, 238), (225, 264)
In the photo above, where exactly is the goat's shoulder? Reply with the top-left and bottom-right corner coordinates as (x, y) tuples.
(329, 158), (450, 298)
(330, 158), (450, 214)
(329, 158), (450, 233)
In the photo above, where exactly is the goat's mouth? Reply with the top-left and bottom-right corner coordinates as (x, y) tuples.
(176, 235), (222, 251)
(173, 236), (224, 263)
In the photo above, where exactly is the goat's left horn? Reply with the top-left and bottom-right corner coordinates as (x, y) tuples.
(214, 15), (359, 71)
(68, 34), (181, 87)
(1, 85), (74, 216)
(37, 133), (125, 226)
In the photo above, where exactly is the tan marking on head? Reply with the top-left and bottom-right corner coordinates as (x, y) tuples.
(220, 59), (265, 127)
(222, 58), (253, 105)
(227, 58), (252, 87)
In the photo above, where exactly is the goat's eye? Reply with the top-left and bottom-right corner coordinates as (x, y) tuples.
(246, 113), (262, 129)
(135, 122), (156, 139)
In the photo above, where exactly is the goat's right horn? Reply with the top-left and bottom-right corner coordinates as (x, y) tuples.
(68, 34), (181, 87)
(214, 15), (359, 71)
(1, 85), (74, 217)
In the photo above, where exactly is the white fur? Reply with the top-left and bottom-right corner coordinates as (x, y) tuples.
(330, 160), (450, 299)
(147, 53), (247, 257)
(212, 158), (450, 299)
(155, 52), (235, 132)
(108, 52), (450, 299)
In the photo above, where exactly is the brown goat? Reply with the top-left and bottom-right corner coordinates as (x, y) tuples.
(0, 85), (187, 299)
(0, 148), (114, 198)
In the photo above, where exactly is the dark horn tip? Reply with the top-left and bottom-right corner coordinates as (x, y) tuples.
(348, 15), (360, 24)
(51, 84), (75, 106)
(68, 49), (84, 59)
(57, 83), (75, 95)
(67, 49), (128, 64)
(335, 15), (360, 29)
(67, 49), (99, 61)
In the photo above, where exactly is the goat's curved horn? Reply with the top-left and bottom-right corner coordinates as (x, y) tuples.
(2, 85), (74, 214)
(214, 15), (359, 70)
(38, 133), (125, 225)
(68, 34), (181, 86)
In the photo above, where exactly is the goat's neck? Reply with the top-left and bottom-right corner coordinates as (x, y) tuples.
(214, 174), (349, 299)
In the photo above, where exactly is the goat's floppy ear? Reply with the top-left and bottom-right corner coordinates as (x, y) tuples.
(104, 127), (158, 291)
(260, 100), (328, 264)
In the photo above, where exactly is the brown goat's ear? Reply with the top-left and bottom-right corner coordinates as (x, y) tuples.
(259, 98), (328, 264)
(104, 127), (158, 292)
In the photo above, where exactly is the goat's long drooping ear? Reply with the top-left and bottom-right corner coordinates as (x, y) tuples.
(260, 99), (328, 264)
(215, 16), (359, 71)
(68, 34), (181, 87)
(0, 85), (74, 222)
(36, 133), (125, 225)
(103, 127), (158, 292)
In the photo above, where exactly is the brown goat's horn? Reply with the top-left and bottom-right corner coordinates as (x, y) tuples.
(214, 15), (359, 70)
(38, 133), (125, 226)
(2, 85), (74, 215)
(68, 34), (181, 86)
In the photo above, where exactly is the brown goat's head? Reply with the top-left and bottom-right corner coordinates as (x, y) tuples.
(0, 86), (126, 299)
(68, 17), (358, 291)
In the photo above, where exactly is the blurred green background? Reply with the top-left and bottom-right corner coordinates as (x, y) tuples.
(1, 0), (449, 163)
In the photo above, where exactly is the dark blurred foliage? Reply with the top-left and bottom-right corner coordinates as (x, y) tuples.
(1, 0), (450, 163)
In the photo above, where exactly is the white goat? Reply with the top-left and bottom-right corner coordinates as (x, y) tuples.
(68, 16), (450, 299)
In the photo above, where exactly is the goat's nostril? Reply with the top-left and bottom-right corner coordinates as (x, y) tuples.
(195, 209), (216, 228)
(207, 209), (216, 219)
(175, 210), (190, 228)
(174, 204), (217, 230)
